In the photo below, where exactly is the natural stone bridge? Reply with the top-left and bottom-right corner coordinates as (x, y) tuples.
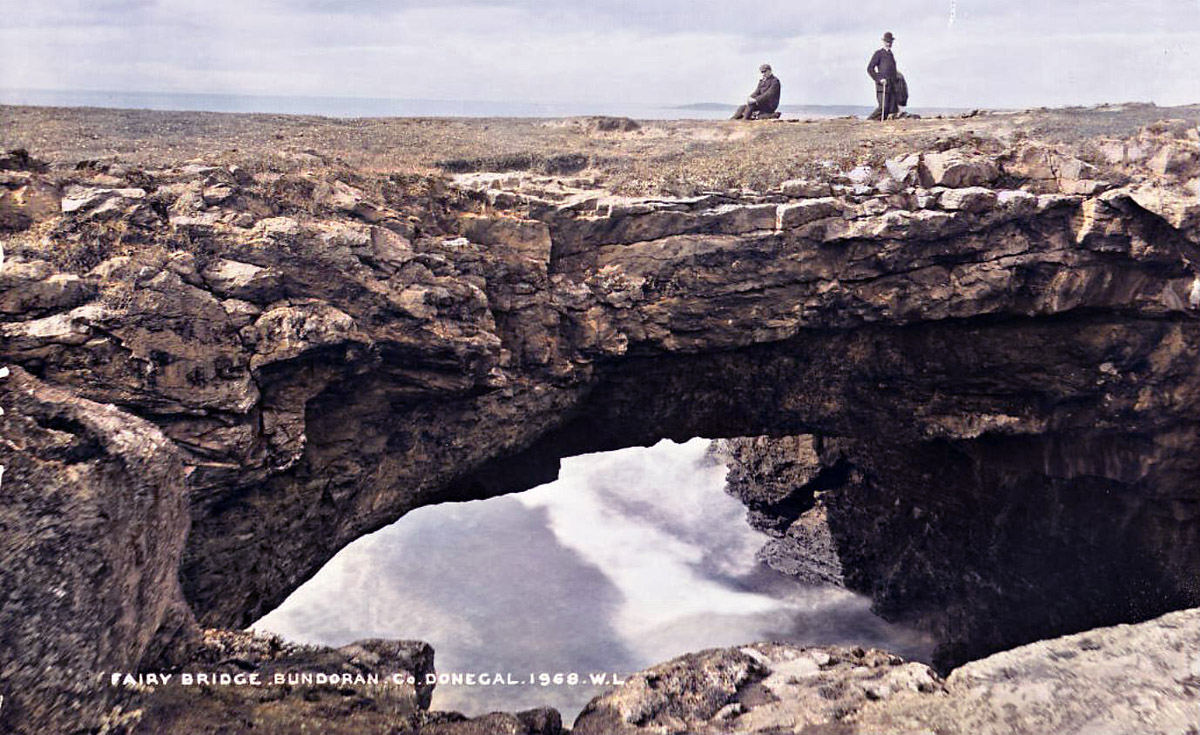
(2, 122), (1200, 732)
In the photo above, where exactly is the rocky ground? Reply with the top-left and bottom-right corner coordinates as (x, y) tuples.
(4, 102), (1198, 195)
(574, 608), (1200, 734)
(2, 103), (1199, 733)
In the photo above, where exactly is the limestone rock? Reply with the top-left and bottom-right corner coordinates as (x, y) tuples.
(201, 183), (236, 205)
(573, 644), (940, 735)
(0, 180), (60, 230)
(574, 609), (1200, 734)
(201, 258), (284, 302)
(720, 435), (821, 533)
(939, 186), (998, 212)
(885, 153), (924, 185)
(757, 505), (845, 586)
(119, 631), (436, 735)
(777, 197), (843, 229)
(923, 150), (1000, 188)
(1147, 143), (1199, 177)
(0, 367), (191, 735)
(61, 185), (147, 215)
(856, 608), (1200, 735)
(996, 189), (1038, 215)
(1005, 144), (1107, 194)
(319, 179), (389, 223)
(424, 708), (563, 735)
(844, 165), (876, 186)
(460, 213), (552, 261)
(0, 260), (96, 316)
(3, 124), (1200, 735)
(246, 303), (358, 370)
(1126, 182), (1200, 240)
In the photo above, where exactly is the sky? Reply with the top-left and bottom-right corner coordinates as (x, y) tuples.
(2, 1), (1197, 110)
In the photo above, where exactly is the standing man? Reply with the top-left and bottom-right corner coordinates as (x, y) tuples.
(867, 32), (899, 120)
(731, 64), (781, 120)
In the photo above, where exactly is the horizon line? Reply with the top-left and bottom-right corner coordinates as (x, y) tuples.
(0, 87), (1193, 117)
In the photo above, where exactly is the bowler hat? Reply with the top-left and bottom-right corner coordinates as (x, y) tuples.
(882, 31), (895, 42)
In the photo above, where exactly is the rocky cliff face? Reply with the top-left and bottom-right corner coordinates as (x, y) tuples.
(2, 116), (1200, 732)
(724, 426), (1200, 669)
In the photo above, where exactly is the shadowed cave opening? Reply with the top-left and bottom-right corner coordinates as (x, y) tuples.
(252, 438), (933, 719)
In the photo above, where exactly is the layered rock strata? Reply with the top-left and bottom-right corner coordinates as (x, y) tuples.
(2, 118), (1199, 731)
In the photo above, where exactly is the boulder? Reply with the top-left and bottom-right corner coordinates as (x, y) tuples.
(996, 189), (1039, 215)
(1148, 143), (1199, 178)
(61, 185), (147, 215)
(0, 367), (191, 735)
(460, 213), (552, 261)
(885, 153), (923, 185)
(923, 150), (1000, 188)
(777, 197), (843, 229)
(573, 644), (940, 735)
(0, 181), (61, 230)
(1005, 144), (1105, 194)
(200, 258), (285, 302)
(1126, 182), (1200, 241)
(246, 303), (358, 370)
(318, 180), (389, 223)
(366, 225), (416, 273)
(844, 165), (876, 186)
(861, 607), (1200, 735)
(0, 263), (96, 316)
(201, 183), (236, 205)
(939, 186), (998, 212)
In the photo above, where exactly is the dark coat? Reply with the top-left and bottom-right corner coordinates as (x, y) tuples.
(894, 72), (909, 107)
(749, 74), (781, 113)
(867, 47), (898, 91)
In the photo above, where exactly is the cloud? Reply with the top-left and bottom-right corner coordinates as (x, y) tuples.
(0, 0), (1197, 107)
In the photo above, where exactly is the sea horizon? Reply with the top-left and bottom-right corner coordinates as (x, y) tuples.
(0, 87), (973, 121)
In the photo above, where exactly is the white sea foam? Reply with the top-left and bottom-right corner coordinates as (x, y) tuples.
(517, 439), (785, 647)
(254, 437), (932, 718)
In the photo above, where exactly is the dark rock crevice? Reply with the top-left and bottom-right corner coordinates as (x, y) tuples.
(724, 427), (1200, 671)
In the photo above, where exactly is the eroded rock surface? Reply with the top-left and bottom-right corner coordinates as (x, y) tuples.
(573, 608), (1200, 735)
(722, 424), (1200, 669)
(107, 629), (436, 735)
(0, 366), (191, 735)
(573, 643), (941, 735)
(2, 115), (1200, 732)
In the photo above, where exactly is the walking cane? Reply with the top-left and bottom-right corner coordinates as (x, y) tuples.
(880, 79), (888, 122)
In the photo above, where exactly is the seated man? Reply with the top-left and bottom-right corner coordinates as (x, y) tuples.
(731, 64), (781, 120)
